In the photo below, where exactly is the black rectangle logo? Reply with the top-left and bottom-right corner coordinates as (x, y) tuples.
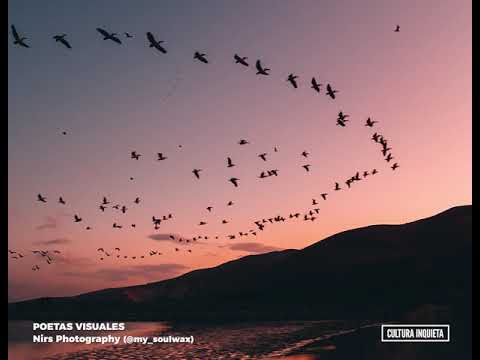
(381, 324), (450, 342)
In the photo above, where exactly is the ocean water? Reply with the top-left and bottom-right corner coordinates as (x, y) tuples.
(8, 320), (360, 359)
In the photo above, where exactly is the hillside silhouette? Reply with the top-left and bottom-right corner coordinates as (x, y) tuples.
(9, 205), (471, 322)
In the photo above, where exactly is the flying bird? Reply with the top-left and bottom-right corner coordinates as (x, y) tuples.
(146, 32), (167, 53)
(258, 153), (267, 161)
(372, 169), (378, 175)
(321, 193), (328, 200)
(238, 139), (249, 145)
(391, 163), (399, 170)
(394, 25), (400, 32)
(227, 157), (235, 168)
(311, 77), (322, 93)
(124, 32), (133, 38)
(365, 117), (377, 127)
(287, 73), (299, 88)
(301, 151), (309, 158)
(234, 54), (249, 66)
(385, 153), (394, 162)
(74, 215), (82, 222)
(134, 197), (140, 204)
(58, 197), (66, 205)
(194, 51), (208, 63)
(53, 34), (71, 49)
(37, 194), (47, 203)
(334, 182), (341, 191)
(131, 151), (141, 160)
(99, 205), (106, 212)
(157, 153), (167, 161)
(11, 25), (29, 48)
(255, 60), (270, 75)
(96, 28), (122, 44)
(302, 164), (311, 172)
(229, 178), (239, 187)
(192, 169), (202, 179)
(326, 84), (338, 99)
(227, 201), (234, 206)
(206, 206), (213, 212)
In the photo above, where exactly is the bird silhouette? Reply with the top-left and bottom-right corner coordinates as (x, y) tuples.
(99, 205), (106, 212)
(11, 25), (29, 48)
(134, 197), (140, 204)
(207, 206), (213, 212)
(238, 139), (249, 145)
(365, 117), (377, 127)
(394, 25), (400, 32)
(255, 60), (270, 75)
(227, 201), (234, 206)
(321, 193), (328, 200)
(53, 34), (71, 49)
(363, 171), (370, 178)
(102, 197), (110, 205)
(58, 197), (66, 205)
(385, 153), (394, 162)
(311, 77), (323, 93)
(372, 168), (378, 175)
(157, 153), (167, 161)
(301, 151), (309, 158)
(334, 182), (341, 191)
(287, 74), (299, 88)
(372, 133), (380, 142)
(312, 199), (318, 205)
(96, 28), (122, 44)
(258, 153), (267, 161)
(192, 169), (202, 179)
(74, 215), (82, 222)
(234, 54), (249, 66)
(146, 32), (167, 53)
(124, 32), (133, 38)
(302, 164), (311, 172)
(121, 206), (127, 214)
(391, 163), (399, 170)
(194, 51), (208, 63)
(222, 219), (228, 224)
(229, 178), (239, 187)
(131, 151), (141, 160)
(113, 222), (122, 229)
(227, 157), (235, 167)
(199, 221), (207, 226)
(37, 194), (47, 203)
(326, 84), (338, 99)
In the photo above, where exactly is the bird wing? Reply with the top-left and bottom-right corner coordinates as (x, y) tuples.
(146, 32), (156, 44)
(111, 36), (122, 44)
(96, 28), (110, 37)
(11, 25), (20, 40)
(60, 38), (71, 48)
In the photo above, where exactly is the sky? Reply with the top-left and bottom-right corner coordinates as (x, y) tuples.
(8, 0), (471, 302)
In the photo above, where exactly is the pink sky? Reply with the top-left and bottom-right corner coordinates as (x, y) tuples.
(8, 0), (471, 301)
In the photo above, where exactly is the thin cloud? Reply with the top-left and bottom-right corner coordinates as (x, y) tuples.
(228, 242), (282, 253)
(36, 216), (57, 230)
(33, 237), (71, 246)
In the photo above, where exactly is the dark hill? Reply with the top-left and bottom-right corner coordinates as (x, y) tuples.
(8, 205), (471, 321)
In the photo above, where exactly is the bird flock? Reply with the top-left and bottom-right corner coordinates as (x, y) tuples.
(9, 23), (401, 271)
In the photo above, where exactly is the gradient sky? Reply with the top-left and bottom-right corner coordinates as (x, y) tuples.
(8, 0), (471, 301)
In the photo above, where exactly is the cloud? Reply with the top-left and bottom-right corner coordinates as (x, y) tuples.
(148, 233), (197, 245)
(36, 216), (57, 230)
(33, 237), (71, 246)
(61, 263), (188, 282)
(228, 242), (282, 253)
